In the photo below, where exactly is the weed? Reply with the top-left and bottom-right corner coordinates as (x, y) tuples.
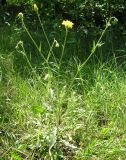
(0, 4), (126, 160)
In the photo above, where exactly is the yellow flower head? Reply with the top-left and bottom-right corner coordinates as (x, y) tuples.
(62, 20), (74, 29)
(18, 12), (23, 19)
(34, 4), (38, 13)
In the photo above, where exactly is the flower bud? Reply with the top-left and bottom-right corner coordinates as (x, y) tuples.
(18, 12), (23, 19)
(54, 39), (60, 48)
(34, 4), (38, 13)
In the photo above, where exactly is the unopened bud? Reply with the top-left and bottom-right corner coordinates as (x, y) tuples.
(54, 39), (60, 48)
(34, 4), (38, 13)
(18, 12), (23, 19)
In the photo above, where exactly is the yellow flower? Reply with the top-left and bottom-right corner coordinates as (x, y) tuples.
(34, 4), (38, 13)
(62, 20), (74, 29)
(18, 12), (23, 19)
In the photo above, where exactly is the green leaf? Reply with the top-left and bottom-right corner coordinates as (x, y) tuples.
(11, 152), (23, 160)
(32, 105), (45, 114)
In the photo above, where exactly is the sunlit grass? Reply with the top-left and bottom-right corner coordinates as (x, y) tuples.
(1, 51), (126, 159)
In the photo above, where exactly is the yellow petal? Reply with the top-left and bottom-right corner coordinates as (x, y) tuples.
(62, 20), (74, 29)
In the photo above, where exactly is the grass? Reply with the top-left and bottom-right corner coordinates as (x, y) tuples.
(0, 10), (126, 160)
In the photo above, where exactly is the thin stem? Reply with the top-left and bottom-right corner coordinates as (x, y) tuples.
(21, 19), (47, 63)
(59, 28), (68, 68)
(36, 13), (58, 65)
(37, 13), (51, 48)
(18, 43), (45, 86)
(21, 45), (36, 75)
(46, 40), (55, 62)
(69, 18), (112, 88)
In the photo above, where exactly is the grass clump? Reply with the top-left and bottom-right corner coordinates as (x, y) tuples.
(0, 4), (126, 160)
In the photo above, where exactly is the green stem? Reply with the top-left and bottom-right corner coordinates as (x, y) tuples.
(69, 18), (112, 88)
(17, 42), (45, 86)
(59, 28), (68, 68)
(36, 13), (58, 64)
(46, 40), (55, 62)
(21, 19), (47, 63)
(37, 13), (51, 48)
